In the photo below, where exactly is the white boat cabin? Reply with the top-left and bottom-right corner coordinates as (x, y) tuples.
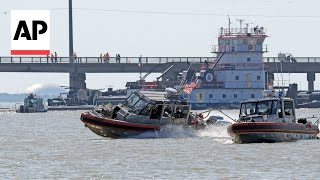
(239, 97), (296, 123)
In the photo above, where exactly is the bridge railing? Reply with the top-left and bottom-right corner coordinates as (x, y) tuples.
(1, 56), (320, 64)
(0, 56), (215, 64)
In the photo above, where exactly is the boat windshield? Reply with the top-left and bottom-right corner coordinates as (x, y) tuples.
(240, 100), (278, 116)
(125, 94), (140, 108)
(132, 99), (148, 113)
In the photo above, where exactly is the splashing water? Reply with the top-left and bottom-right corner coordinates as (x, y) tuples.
(130, 124), (233, 144)
(196, 125), (234, 144)
(131, 125), (198, 139)
(196, 125), (229, 138)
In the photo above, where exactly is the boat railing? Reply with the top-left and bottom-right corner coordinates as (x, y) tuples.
(219, 27), (266, 36)
(211, 45), (268, 53)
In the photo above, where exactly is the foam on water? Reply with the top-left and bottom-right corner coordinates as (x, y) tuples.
(131, 125), (198, 139)
(131, 124), (233, 144)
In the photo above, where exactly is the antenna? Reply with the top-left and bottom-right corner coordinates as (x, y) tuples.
(236, 19), (245, 33)
(228, 15), (231, 34)
(245, 22), (253, 33)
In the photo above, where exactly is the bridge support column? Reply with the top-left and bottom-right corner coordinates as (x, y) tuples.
(69, 72), (86, 91)
(307, 72), (315, 91)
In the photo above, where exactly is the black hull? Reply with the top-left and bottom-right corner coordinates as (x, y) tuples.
(227, 122), (319, 143)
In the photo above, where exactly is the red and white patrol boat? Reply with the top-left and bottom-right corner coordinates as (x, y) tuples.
(81, 90), (206, 138)
(227, 90), (319, 143)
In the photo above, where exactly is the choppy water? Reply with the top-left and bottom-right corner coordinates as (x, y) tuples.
(0, 108), (319, 179)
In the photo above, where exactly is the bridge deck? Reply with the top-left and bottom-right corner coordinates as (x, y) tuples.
(0, 56), (319, 73)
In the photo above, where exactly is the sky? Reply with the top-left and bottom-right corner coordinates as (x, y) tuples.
(1, 0), (320, 93)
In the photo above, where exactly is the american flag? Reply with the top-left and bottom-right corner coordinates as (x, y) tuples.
(183, 82), (197, 94)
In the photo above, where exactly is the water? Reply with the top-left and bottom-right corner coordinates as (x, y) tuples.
(0, 108), (319, 179)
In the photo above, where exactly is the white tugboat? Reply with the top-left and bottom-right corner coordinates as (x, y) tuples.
(185, 20), (268, 109)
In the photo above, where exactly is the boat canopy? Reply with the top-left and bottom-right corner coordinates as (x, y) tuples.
(239, 97), (295, 123)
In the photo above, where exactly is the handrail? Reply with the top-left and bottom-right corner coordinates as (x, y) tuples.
(1, 56), (320, 64)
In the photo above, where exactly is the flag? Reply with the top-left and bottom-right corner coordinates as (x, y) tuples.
(183, 82), (196, 94)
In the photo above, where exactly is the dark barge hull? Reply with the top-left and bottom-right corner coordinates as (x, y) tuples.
(80, 113), (161, 138)
(227, 122), (319, 143)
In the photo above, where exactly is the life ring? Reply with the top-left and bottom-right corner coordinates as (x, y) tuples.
(248, 44), (253, 51)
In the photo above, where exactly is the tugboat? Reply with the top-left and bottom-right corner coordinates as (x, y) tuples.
(80, 89), (206, 138)
(16, 93), (48, 113)
(227, 90), (319, 143)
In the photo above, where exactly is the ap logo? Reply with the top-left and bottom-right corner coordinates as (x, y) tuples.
(11, 10), (50, 55)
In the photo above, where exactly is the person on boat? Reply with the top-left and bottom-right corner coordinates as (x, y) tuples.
(150, 105), (162, 119)
(163, 107), (173, 117)
(174, 107), (183, 118)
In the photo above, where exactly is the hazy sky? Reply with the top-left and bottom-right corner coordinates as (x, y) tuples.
(1, 0), (320, 93)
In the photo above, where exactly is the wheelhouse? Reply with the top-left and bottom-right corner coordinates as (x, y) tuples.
(239, 97), (295, 123)
(114, 91), (192, 125)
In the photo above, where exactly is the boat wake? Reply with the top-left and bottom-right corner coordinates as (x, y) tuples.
(196, 125), (233, 144)
(131, 125), (198, 139)
(131, 124), (233, 144)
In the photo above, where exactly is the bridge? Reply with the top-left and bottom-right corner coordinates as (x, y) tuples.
(0, 56), (320, 91)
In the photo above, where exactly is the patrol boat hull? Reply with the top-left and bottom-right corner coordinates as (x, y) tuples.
(81, 112), (161, 138)
(227, 122), (319, 143)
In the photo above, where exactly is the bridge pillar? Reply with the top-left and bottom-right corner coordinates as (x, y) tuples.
(307, 72), (315, 91)
(69, 72), (86, 91)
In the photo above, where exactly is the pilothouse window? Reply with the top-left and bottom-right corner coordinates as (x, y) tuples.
(125, 94), (140, 108)
(241, 100), (278, 116)
(284, 101), (294, 116)
(132, 99), (148, 113)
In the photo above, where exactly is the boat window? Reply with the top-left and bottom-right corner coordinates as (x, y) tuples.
(284, 101), (294, 116)
(174, 106), (189, 119)
(242, 102), (256, 115)
(139, 103), (154, 116)
(256, 101), (273, 115)
(271, 101), (278, 114)
(132, 99), (148, 113)
(240, 104), (246, 116)
(125, 94), (140, 108)
(242, 100), (277, 116)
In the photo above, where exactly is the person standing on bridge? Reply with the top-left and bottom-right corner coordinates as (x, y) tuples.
(106, 52), (110, 63)
(103, 54), (107, 63)
(54, 52), (58, 63)
(46, 54), (49, 63)
(99, 54), (103, 63)
(50, 53), (54, 63)
(73, 52), (78, 63)
(117, 54), (121, 63)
